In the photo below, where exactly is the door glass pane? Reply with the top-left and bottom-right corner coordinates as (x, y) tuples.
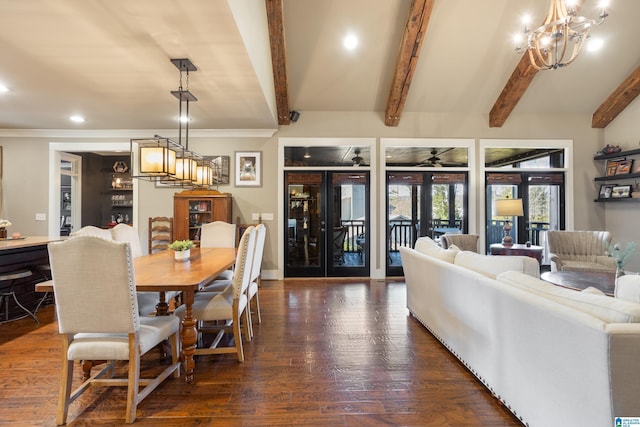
(528, 184), (561, 263)
(330, 173), (367, 270)
(487, 185), (519, 249)
(286, 173), (322, 270)
(387, 173), (421, 270)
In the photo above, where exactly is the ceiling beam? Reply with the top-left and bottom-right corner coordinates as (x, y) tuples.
(489, 54), (539, 128)
(384, 0), (434, 127)
(592, 64), (640, 128)
(266, 0), (290, 125)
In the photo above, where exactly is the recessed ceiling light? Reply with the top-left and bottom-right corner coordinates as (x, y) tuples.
(70, 115), (85, 123)
(0, 84), (8, 93)
(343, 33), (359, 50)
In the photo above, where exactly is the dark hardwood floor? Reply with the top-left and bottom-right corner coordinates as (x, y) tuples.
(0, 279), (523, 426)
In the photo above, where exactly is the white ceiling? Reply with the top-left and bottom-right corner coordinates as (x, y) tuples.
(0, 0), (638, 131)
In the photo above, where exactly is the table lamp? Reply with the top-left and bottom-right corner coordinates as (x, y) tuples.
(495, 198), (523, 246)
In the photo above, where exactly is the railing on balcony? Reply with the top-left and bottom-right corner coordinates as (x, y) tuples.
(340, 219), (365, 253)
(389, 220), (416, 252)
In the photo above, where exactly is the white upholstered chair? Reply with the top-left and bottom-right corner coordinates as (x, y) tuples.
(200, 221), (237, 281)
(547, 230), (616, 273)
(175, 226), (255, 362)
(48, 236), (180, 424)
(247, 223), (266, 338)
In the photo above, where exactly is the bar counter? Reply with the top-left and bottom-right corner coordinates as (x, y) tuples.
(0, 236), (61, 321)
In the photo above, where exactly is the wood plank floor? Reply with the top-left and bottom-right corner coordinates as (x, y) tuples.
(0, 279), (523, 426)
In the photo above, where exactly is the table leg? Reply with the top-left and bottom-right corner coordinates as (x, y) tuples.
(181, 290), (197, 383)
(155, 291), (169, 316)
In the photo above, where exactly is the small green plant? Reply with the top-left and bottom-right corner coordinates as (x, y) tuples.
(168, 239), (195, 251)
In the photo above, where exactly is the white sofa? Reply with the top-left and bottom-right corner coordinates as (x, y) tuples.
(401, 237), (640, 427)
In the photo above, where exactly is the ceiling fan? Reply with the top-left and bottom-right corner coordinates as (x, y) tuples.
(352, 149), (366, 167)
(421, 148), (445, 167)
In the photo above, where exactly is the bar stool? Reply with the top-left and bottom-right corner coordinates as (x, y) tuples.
(0, 269), (39, 324)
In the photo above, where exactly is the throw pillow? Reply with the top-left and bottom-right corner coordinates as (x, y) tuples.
(414, 238), (459, 263)
(582, 287), (605, 296)
(414, 236), (439, 253)
(615, 275), (640, 304)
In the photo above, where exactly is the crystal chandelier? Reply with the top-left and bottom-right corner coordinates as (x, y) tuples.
(514, 0), (608, 70)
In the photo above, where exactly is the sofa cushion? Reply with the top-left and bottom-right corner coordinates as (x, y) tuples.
(615, 275), (640, 304)
(560, 260), (616, 273)
(414, 238), (459, 263)
(497, 271), (640, 323)
(582, 287), (605, 296)
(414, 236), (439, 252)
(454, 251), (540, 278)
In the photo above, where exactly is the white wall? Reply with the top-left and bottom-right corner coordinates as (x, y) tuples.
(602, 96), (640, 272)
(0, 110), (606, 277)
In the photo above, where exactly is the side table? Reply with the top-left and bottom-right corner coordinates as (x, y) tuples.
(489, 243), (543, 265)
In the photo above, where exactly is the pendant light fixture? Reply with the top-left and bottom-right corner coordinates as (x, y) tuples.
(131, 58), (205, 186)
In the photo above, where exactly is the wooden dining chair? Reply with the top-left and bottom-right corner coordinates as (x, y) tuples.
(48, 236), (180, 424)
(148, 216), (173, 254)
(175, 226), (255, 362)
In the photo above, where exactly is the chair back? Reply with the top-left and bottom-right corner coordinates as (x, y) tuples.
(110, 223), (143, 258)
(200, 221), (237, 248)
(547, 230), (611, 259)
(70, 225), (112, 240)
(148, 216), (173, 253)
(250, 224), (267, 282)
(232, 226), (256, 299)
(441, 234), (479, 252)
(48, 236), (139, 334)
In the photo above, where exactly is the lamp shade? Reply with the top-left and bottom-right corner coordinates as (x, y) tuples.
(131, 137), (180, 179)
(495, 198), (523, 217)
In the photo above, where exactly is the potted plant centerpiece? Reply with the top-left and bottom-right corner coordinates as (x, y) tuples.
(168, 239), (195, 262)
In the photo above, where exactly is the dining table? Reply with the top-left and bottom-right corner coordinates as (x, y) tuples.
(37, 246), (236, 383)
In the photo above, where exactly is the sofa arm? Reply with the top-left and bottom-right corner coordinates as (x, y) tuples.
(549, 253), (563, 272)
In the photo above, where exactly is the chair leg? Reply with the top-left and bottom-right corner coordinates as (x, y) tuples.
(125, 338), (141, 424)
(56, 340), (74, 426)
(254, 293), (261, 324)
(233, 318), (245, 362)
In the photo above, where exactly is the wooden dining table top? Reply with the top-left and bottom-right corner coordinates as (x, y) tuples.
(133, 247), (236, 292)
(36, 247), (236, 293)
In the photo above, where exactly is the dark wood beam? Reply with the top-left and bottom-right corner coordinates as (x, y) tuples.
(384, 0), (434, 127)
(266, 0), (290, 125)
(489, 54), (539, 128)
(592, 64), (640, 128)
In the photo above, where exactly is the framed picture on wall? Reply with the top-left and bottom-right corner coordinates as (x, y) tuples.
(605, 160), (619, 176)
(599, 184), (613, 199)
(235, 151), (262, 187)
(611, 185), (631, 198)
(615, 159), (633, 175)
(211, 155), (230, 185)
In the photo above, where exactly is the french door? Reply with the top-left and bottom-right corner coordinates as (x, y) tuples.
(284, 171), (370, 277)
(386, 171), (468, 276)
(485, 172), (565, 257)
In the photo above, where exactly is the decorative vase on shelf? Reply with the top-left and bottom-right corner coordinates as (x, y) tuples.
(174, 249), (191, 262)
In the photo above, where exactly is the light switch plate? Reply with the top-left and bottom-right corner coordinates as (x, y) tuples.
(261, 213), (274, 221)
(35, 213), (46, 221)
(251, 213), (260, 220)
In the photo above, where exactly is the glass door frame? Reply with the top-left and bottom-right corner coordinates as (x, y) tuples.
(479, 139), (574, 253)
(279, 137), (377, 279)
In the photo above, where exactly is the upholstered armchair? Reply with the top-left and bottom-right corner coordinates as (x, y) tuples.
(546, 230), (616, 273)
(440, 233), (480, 253)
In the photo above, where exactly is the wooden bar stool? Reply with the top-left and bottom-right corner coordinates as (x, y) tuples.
(0, 269), (38, 324)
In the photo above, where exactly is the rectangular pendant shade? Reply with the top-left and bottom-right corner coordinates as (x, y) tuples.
(131, 137), (181, 180)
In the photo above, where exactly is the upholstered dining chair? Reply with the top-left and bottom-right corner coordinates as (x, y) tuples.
(547, 230), (617, 273)
(440, 233), (480, 253)
(48, 236), (180, 424)
(247, 223), (266, 338)
(175, 226), (255, 362)
(148, 216), (173, 254)
(200, 221), (237, 280)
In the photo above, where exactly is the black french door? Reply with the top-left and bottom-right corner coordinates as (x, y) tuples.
(284, 171), (370, 277)
(386, 171), (468, 276)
